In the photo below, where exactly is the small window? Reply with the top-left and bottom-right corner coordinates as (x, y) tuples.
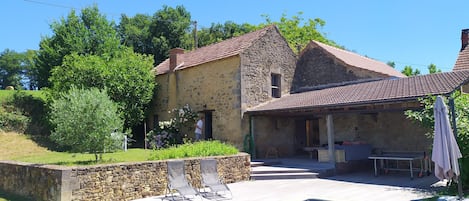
(271, 73), (281, 98)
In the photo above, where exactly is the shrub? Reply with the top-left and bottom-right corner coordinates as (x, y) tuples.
(49, 87), (125, 161)
(405, 92), (469, 188)
(146, 104), (198, 148)
(0, 106), (29, 132)
(5, 90), (50, 135)
(148, 140), (239, 160)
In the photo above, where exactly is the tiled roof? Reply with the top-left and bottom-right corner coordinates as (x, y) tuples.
(248, 70), (469, 113)
(155, 25), (277, 75)
(308, 41), (406, 78)
(453, 47), (469, 71)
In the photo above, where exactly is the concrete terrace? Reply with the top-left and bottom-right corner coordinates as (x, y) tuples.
(135, 157), (447, 201)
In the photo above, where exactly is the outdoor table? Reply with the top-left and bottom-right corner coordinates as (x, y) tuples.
(368, 152), (424, 179)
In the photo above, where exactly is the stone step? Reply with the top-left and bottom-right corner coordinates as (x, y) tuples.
(250, 161), (265, 167)
(250, 165), (320, 180)
(251, 166), (315, 174)
(250, 172), (319, 180)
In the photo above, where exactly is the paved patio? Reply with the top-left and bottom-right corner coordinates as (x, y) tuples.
(135, 170), (446, 201)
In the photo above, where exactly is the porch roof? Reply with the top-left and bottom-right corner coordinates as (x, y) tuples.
(247, 70), (469, 115)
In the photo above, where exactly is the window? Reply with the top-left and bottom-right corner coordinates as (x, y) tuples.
(271, 73), (281, 98)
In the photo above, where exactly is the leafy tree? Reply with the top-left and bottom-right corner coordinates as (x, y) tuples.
(401, 65), (421, 76)
(260, 12), (340, 53)
(22, 50), (38, 90)
(428, 63), (442, 74)
(0, 49), (24, 89)
(49, 48), (155, 129)
(118, 14), (153, 56)
(49, 87), (125, 161)
(35, 6), (121, 88)
(118, 5), (192, 64)
(387, 61), (396, 68)
(196, 21), (257, 47)
(405, 92), (469, 187)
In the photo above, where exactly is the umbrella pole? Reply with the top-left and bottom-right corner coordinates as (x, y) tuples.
(449, 98), (463, 199)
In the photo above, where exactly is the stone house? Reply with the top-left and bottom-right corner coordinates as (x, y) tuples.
(151, 25), (469, 164)
(151, 25), (296, 147)
(246, 28), (469, 165)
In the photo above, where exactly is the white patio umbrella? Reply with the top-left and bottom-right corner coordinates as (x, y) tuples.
(432, 95), (462, 181)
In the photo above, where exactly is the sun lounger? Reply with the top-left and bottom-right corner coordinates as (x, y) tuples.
(200, 159), (232, 200)
(166, 160), (201, 200)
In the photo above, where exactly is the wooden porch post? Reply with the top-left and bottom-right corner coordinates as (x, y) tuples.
(326, 114), (336, 165)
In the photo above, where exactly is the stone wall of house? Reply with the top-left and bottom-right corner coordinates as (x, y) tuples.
(252, 111), (430, 158)
(320, 112), (431, 153)
(0, 153), (250, 201)
(153, 56), (243, 146)
(240, 27), (297, 113)
(292, 43), (388, 92)
(252, 116), (297, 158)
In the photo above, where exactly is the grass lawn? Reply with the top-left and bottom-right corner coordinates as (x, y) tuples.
(0, 132), (152, 165)
(0, 131), (238, 200)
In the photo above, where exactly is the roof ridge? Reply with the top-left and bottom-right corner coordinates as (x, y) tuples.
(183, 24), (275, 55)
(311, 40), (381, 63)
(310, 40), (405, 78)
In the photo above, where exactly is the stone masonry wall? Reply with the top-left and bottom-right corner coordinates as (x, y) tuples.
(153, 56), (244, 147)
(0, 153), (250, 201)
(240, 27), (297, 113)
(292, 43), (388, 92)
(252, 111), (430, 158)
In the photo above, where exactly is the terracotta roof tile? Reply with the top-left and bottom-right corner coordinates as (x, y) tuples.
(309, 41), (406, 78)
(155, 25), (277, 75)
(248, 70), (469, 113)
(453, 47), (469, 71)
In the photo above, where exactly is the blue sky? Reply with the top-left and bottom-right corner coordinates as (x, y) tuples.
(1, 0), (468, 73)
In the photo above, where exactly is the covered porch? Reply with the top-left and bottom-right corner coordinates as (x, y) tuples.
(245, 71), (469, 174)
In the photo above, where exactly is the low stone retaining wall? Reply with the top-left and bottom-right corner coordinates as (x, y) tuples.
(0, 153), (250, 201)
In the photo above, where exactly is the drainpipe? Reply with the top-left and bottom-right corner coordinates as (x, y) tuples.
(250, 115), (256, 159)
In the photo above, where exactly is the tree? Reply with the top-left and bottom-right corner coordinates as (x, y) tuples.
(0, 49), (24, 89)
(21, 50), (39, 90)
(35, 6), (121, 88)
(401, 65), (421, 76)
(405, 93), (469, 186)
(260, 12), (340, 53)
(387, 61), (396, 68)
(118, 5), (192, 64)
(196, 21), (257, 47)
(118, 14), (153, 56)
(428, 63), (442, 74)
(50, 87), (125, 161)
(49, 47), (155, 129)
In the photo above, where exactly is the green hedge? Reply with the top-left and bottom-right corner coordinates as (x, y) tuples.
(0, 90), (49, 135)
(149, 141), (239, 160)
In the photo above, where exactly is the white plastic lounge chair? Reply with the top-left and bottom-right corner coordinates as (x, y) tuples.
(166, 160), (201, 201)
(200, 159), (232, 200)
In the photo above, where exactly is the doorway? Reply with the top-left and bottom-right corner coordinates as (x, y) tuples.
(203, 111), (213, 140)
(306, 119), (320, 146)
(295, 118), (320, 154)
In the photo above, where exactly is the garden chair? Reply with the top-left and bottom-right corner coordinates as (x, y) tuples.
(166, 160), (202, 201)
(199, 159), (232, 200)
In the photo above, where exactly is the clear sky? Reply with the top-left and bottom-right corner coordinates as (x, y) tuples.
(1, 0), (468, 73)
